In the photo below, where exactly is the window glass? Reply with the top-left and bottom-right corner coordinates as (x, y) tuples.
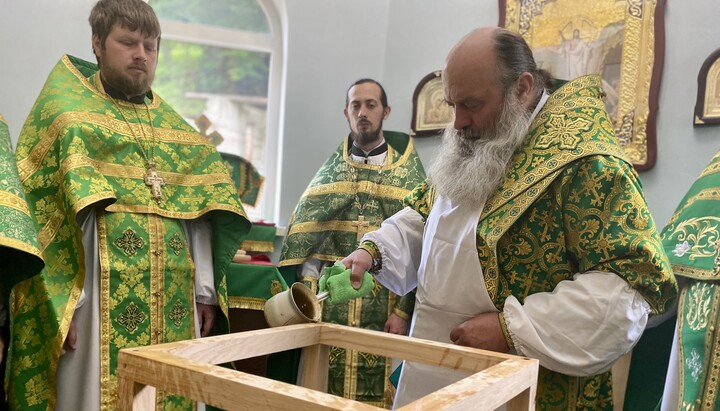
(153, 40), (270, 165)
(149, 0), (277, 221)
(151, 0), (270, 33)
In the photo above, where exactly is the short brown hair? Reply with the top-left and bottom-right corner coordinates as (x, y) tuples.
(89, 0), (161, 63)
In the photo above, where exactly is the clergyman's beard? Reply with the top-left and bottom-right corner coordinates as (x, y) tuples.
(428, 93), (533, 206)
(351, 120), (383, 147)
(100, 58), (154, 98)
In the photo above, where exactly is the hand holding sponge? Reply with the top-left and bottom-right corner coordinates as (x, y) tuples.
(318, 260), (374, 305)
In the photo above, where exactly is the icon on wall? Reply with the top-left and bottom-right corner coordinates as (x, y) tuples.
(411, 71), (453, 137)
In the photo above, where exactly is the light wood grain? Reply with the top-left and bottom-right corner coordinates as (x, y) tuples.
(117, 323), (539, 411)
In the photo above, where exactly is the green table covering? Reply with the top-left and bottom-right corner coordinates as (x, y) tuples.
(239, 224), (276, 253)
(226, 262), (287, 310)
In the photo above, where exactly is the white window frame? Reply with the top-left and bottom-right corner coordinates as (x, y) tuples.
(158, 0), (284, 222)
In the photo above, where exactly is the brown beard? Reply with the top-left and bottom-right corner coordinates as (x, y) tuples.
(350, 119), (384, 148)
(99, 51), (154, 98)
(427, 91), (533, 206)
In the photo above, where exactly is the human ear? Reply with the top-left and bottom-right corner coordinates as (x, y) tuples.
(515, 72), (535, 107)
(92, 35), (101, 56)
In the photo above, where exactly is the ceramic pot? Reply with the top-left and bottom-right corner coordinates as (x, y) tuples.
(264, 282), (322, 327)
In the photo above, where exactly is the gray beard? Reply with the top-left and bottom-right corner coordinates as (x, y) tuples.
(428, 94), (533, 206)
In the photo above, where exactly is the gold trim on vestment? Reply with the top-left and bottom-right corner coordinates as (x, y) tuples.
(18, 110), (213, 183)
(699, 159), (720, 180)
(341, 135), (415, 171)
(0, 191), (31, 215)
(49, 245), (84, 411)
(481, 76), (625, 219)
(98, 212), (113, 411)
(60, 154), (232, 187)
(287, 220), (380, 236)
(667, 188), (720, 228)
(671, 263), (715, 281)
(0, 237), (42, 258)
(62, 56), (161, 110)
(104, 202), (246, 220)
(37, 208), (66, 252)
(70, 192), (116, 223)
(302, 181), (411, 202)
(239, 240), (274, 253)
(279, 254), (347, 268)
(344, 298), (362, 400)
(228, 296), (266, 310)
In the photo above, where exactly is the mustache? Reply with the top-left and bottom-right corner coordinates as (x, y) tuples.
(128, 63), (147, 72)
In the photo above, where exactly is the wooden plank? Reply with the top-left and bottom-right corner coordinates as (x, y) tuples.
(116, 323), (540, 410)
(319, 324), (515, 373)
(399, 358), (538, 411)
(611, 350), (633, 411)
(166, 323), (321, 364)
(298, 344), (329, 392)
(118, 348), (376, 410)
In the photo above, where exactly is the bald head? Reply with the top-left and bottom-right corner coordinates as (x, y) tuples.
(442, 27), (546, 134)
(446, 27), (498, 72)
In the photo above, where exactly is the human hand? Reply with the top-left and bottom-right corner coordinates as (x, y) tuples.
(449, 312), (509, 353)
(319, 261), (374, 305)
(383, 313), (408, 335)
(341, 249), (373, 290)
(196, 303), (216, 337)
(63, 317), (78, 352)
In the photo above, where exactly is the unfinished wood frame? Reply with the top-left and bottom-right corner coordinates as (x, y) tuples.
(117, 323), (539, 411)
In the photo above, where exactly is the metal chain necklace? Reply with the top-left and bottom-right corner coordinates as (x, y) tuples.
(112, 99), (165, 203)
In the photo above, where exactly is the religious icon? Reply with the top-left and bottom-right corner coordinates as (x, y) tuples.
(694, 47), (720, 126)
(411, 71), (453, 137)
(500, 0), (666, 171)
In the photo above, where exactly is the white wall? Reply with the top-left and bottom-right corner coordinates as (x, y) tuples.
(637, 1), (720, 227)
(1, 0), (719, 230)
(0, 0), (97, 139)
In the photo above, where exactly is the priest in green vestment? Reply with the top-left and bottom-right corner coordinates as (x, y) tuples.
(7, 1), (250, 410)
(0, 114), (45, 409)
(278, 79), (425, 408)
(341, 28), (677, 410)
(657, 150), (720, 410)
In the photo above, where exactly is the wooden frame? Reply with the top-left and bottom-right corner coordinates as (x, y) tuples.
(500, 0), (665, 171)
(694, 47), (720, 126)
(411, 71), (453, 137)
(117, 323), (539, 410)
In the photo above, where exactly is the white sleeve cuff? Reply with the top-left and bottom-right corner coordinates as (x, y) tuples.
(503, 270), (649, 376)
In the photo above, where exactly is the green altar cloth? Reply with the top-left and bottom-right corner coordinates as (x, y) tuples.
(226, 263), (287, 310)
(239, 223), (276, 253)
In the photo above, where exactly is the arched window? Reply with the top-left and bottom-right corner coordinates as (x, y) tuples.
(150, 0), (283, 221)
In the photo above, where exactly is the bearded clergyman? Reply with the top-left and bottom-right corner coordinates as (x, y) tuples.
(339, 27), (677, 410)
(279, 78), (425, 408)
(6, 1), (250, 409)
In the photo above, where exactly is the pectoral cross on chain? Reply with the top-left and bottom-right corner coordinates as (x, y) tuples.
(145, 163), (164, 203)
(352, 214), (370, 244)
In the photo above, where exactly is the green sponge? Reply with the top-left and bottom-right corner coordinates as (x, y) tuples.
(319, 261), (374, 305)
